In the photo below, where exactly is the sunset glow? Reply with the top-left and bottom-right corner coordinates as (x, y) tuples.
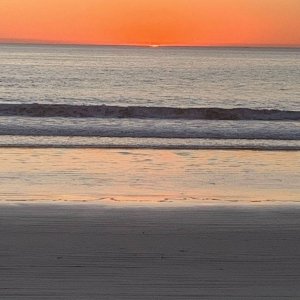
(0, 0), (300, 46)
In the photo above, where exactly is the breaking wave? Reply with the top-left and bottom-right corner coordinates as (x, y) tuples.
(0, 104), (299, 121)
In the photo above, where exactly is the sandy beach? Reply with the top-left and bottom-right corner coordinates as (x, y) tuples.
(0, 148), (299, 299)
(0, 204), (300, 299)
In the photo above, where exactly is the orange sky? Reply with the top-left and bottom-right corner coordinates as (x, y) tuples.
(0, 0), (299, 46)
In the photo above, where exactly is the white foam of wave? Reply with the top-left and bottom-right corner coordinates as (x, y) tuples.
(0, 117), (299, 140)
(0, 136), (299, 151)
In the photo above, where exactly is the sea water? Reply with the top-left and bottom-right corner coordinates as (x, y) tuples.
(0, 44), (299, 149)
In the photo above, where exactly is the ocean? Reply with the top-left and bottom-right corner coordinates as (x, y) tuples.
(0, 44), (299, 150)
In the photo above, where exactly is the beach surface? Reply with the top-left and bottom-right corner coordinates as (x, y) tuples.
(0, 204), (300, 299)
(0, 148), (299, 299)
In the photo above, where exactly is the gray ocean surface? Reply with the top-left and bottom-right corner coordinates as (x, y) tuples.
(0, 44), (299, 149)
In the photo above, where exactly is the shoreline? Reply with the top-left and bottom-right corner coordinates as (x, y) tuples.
(0, 145), (299, 151)
(0, 136), (299, 151)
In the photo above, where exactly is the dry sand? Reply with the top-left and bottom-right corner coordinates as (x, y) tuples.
(0, 204), (300, 299)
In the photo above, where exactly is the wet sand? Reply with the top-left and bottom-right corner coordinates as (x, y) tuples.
(0, 149), (299, 205)
(0, 204), (300, 299)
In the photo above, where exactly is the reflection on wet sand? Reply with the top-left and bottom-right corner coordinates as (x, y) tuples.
(0, 149), (299, 206)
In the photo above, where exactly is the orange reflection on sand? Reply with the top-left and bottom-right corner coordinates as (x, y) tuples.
(0, 149), (299, 206)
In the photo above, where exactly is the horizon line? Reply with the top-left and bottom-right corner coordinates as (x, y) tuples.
(0, 39), (300, 49)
